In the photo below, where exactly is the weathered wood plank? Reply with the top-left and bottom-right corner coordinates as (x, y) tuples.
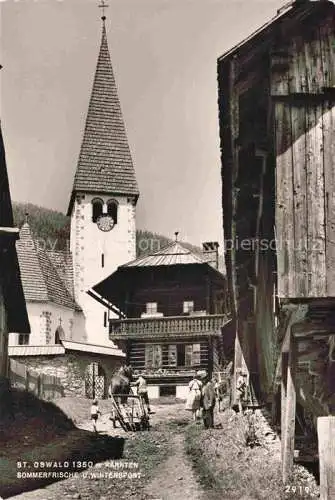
(317, 416), (335, 500)
(230, 56), (239, 312)
(304, 35), (324, 94)
(270, 52), (290, 96)
(291, 104), (308, 297)
(323, 101), (335, 296)
(281, 351), (289, 463)
(282, 334), (297, 484)
(306, 103), (326, 297)
(290, 36), (307, 94)
(275, 102), (294, 298)
(319, 15), (335, 89)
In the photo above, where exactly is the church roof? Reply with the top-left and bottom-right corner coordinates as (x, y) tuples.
(16, 223), (78, 310)
(47, 249), (79, 308)
(67, 22), (139, 215)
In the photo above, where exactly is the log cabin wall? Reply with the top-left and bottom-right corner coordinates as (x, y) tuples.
(125, 266), (227, 318)
(218, 39), (276, 397)
(129, 339), (210, 372)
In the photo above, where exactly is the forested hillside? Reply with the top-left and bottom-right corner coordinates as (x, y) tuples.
(12, 202), (200, 256)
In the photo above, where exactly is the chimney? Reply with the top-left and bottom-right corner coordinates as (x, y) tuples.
(202, 241), (219, 269)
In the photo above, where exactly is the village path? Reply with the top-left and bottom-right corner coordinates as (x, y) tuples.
(7, 402), (205, 500)
(143, 431), (204, 500)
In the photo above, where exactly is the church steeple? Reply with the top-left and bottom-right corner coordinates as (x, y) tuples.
(67, 14), (139, 216)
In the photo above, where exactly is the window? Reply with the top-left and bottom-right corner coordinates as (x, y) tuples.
(145, 345), (162, 368)
(191, 343), (201, 366)
(168, 345), (177, 366)
(104, 311), (107, 327)
(146, 302), (157, 314)
(18, 334), (29, 345)
(185, 345), (193, 366)
(178, 343), (201, 367)
(101, 253), (105, 268)
(107, 199), (118, 224)
(92, 198), (103, 222)
(183, 301), (194, 314)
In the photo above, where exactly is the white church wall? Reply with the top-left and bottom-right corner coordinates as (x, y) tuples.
(9, 302), (86, 346)
(70, 193), (136, 345)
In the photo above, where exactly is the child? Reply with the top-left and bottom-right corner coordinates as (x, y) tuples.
(90, 399), (101, 433)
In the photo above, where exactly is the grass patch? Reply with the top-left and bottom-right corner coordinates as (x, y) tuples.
(184, 424), (225, 499)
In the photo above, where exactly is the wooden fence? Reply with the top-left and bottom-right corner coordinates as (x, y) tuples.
(9, 359), (64, 400)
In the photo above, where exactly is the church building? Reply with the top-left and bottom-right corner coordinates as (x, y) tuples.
(8, 12), (138, 398)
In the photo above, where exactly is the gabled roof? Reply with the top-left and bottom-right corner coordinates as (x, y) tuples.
(123, 241), (208, 267)
(91, 239), (226, 309)
(218, 1), (335, 63)
(16, 223), (78, 310)
(0, 123), (30, 334)
(67, 22), (139, 215)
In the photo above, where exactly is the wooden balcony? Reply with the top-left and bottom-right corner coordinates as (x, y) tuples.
(109, 313), (231, 339)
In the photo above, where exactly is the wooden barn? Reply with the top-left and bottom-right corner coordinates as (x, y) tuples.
(217, 0), (335, 489)
(0, 122), (30, 381)
(91, 238), (231, 399)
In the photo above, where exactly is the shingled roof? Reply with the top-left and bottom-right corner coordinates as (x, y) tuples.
(123, 241), (208, 267)
(67, 21), (139, 215)
(16, 223), (78, 310)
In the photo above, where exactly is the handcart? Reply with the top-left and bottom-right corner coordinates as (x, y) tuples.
(110, 393), (150, 432)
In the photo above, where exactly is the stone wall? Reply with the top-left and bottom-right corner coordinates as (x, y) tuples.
(11, 351), (123, 399)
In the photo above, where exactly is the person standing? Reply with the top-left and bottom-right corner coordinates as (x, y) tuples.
(201, 373), (216, 428)
(185, 372), (203, 421)
(90, 399), (101, 433)
(133, 375), (151, 413)
(236, 369), (247, 414)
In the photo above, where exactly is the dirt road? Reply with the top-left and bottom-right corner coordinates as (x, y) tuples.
(8, 403), (204, 500)
(7, 402), (319, 500)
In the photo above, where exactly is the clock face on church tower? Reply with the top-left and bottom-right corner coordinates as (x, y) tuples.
(97, 214), (115, 232)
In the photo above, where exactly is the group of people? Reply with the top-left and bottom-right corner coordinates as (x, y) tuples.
(91, 368), (249, 432)
(185, 371), (217, 428)
(186, 368), (249, 427)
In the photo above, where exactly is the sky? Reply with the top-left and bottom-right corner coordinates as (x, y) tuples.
(0, 0), (289, 249)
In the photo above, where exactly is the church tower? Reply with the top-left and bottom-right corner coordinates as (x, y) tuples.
(67, 12), (139, 345)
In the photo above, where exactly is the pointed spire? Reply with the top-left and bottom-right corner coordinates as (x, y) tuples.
(67, 13), (139, 216)
(98, 0), (109, 22)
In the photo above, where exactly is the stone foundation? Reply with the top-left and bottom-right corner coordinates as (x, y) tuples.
(10, 351), (122, 399)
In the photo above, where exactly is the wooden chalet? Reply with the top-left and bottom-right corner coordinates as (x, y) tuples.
(0, 122), (30, 381)
(91, 239), (231, 399)
(217, 0), (335, 489)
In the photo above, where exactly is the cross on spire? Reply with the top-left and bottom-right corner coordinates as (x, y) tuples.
(98, 0), (108, 21)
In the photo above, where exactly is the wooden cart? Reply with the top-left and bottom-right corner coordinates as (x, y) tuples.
(110, 393), (150, 431)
